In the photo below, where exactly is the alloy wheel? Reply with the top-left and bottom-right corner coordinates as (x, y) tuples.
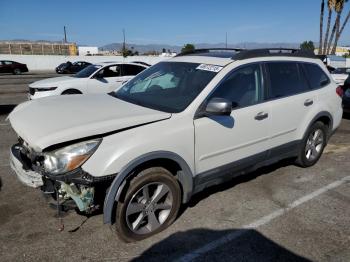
(305, 129), (324, 161)
(125, 182), (173, 235)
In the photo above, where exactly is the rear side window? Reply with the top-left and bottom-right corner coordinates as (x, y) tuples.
(302, 63), (330, 89)
(122, 65), (145, 76)
(266, 62), (309, 99)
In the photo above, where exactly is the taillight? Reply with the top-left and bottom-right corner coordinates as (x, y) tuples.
(336, 86), (344, 97)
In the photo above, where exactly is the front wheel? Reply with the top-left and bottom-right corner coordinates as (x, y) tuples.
(115, 167), (181, 242)
(296, 121), (327, 167)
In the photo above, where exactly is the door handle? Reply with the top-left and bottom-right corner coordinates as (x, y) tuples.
(255, 112), (268, 120)
(304, 99), (313, 106)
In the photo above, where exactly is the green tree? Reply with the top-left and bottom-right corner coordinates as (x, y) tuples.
(121, 47), (138, 57)
(300, 41), (315, 51)
(181, 43), (195, 53)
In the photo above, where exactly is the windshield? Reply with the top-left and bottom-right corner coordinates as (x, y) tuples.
(74, 65), (101, 78)
(112, 62), (219, 113)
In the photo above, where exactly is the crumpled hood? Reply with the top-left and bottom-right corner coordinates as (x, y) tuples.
(9, 94), (171, 151)
(29, 76), (77, 88)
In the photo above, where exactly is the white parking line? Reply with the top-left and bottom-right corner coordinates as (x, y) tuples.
(177, 175), (350, 262)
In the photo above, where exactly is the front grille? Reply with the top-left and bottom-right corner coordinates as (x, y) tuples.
(29, 87), (35, 95)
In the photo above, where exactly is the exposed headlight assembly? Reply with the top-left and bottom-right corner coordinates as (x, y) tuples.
(43, 139), (101, 175)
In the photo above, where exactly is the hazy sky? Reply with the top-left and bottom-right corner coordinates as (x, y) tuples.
(1, 0), (350, 46)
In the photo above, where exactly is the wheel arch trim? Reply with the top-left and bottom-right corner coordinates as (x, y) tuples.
(61, 88), (83, 95)
(304, 111), (333, 140)
(103, 151), (194, 224)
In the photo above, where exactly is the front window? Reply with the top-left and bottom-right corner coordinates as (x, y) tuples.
(112, 62), (218, 113)
(74, 65), (101, 78)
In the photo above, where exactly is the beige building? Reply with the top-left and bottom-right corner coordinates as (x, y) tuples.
(0, 41), (78, 56)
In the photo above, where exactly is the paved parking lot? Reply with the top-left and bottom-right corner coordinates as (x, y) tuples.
(0, 73), (349, 262)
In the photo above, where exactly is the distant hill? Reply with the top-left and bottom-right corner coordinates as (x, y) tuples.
(100, 42), (301, 53)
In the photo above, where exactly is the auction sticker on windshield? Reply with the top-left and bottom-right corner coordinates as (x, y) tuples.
(196, 64), (223, 73)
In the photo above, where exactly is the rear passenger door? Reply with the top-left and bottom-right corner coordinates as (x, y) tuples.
(265, 61), (318, 151)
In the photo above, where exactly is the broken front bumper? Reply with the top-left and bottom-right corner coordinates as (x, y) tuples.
(10, 145), (44, 188)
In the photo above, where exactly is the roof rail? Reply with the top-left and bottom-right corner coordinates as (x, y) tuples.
(176, 48), (317, 60)
(232, 48), (317, 60)
(176, 48), (244, 57)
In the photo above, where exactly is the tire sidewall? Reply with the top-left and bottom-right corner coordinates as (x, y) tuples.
(115, 168), (181, 242)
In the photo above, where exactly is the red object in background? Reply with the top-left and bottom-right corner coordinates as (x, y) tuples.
(0, 60), (28, 74)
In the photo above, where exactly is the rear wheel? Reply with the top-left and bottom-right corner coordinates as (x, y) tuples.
(13, 68), (21, 75)
(296, 121), (327, 167)
(115, 167), (181, 242)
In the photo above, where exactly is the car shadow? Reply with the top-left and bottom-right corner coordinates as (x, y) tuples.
(132, 228), (310, 261)
(185, 158), (294, 209)
(0, 104), (17, 115)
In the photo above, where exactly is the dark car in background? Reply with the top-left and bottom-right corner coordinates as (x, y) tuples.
(0, 60), (28, 74)
(341, 75), (350, 113)
(56, 61), (91, 74)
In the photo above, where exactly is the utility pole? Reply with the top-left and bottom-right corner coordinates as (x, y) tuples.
(64, 26), (67, 43)
(225, 32), (227, 48)
(123, 29), (126, 50)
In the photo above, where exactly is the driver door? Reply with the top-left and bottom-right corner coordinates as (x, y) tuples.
(194, 63), (271, 175)
(87, 65), (122, 93)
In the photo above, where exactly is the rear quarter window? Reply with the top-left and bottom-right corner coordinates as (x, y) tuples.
(302, 63), (330, 90)
(266, 62), (309, 99)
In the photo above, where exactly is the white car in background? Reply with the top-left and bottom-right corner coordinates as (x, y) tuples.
(28, 62), (149, 99)
(330, 67), (350, 85)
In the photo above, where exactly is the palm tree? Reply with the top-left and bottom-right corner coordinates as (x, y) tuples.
(323, 0), (336, 54)
(327, 0), (346, 54)
(319, 0), (325, 54)
(331, 0), (350, 53)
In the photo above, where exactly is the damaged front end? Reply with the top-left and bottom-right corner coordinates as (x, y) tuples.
(10, 138), (114, 213)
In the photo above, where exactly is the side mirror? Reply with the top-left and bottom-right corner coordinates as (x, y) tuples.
(205, 97), (232, 116)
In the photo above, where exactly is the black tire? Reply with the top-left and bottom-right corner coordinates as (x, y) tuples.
(115, 167), (181, 242)
(13, 68), (21, 75)
(295, 121), (328, 167)
(61, 89), (82, 95)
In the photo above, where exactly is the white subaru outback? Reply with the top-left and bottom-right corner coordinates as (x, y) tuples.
(8, 48), (343, 242)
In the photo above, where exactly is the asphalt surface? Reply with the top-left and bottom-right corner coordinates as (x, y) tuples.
(0, 72), (349, 262)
